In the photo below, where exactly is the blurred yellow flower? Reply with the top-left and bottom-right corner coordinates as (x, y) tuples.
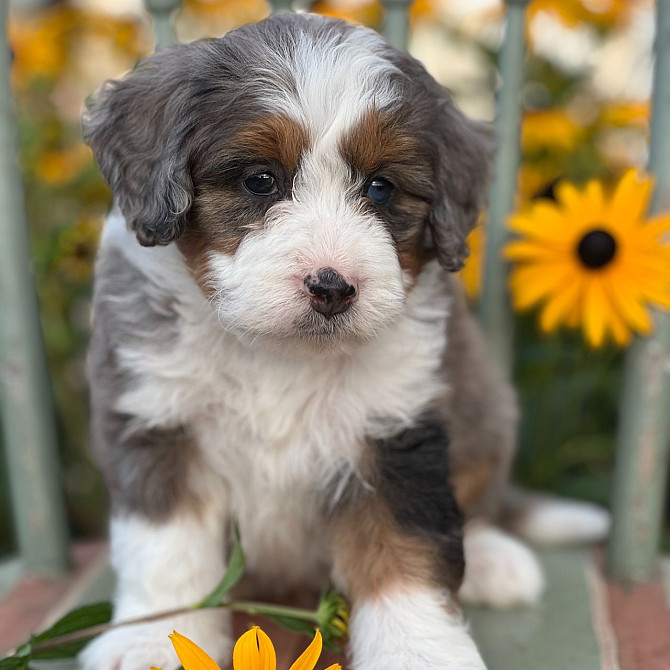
(157, 628), (341, 670)
(522, 108), (584, 155)
(179, 0), (269, 37)
(527, 0), (637, 31)
(9, 7), (72, 82)
(460, 224), (485, 301)
(597, 101), (650, 129)
(35, 143), (93, 186)
(505, 169), (670, 347)
(310, 0), (382, 27)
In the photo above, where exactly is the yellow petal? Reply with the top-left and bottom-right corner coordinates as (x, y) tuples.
(169, 632), (221, 670)
(509, 262), (573, 310)
(503, 240), (563, 261)
(580, 179), (605, 221)
(607, 307), (632, 347)
(555, 180), (583, 212)
(538, 277), (582, 332)
(603, 274), (652, 335)
(323, 666), (342, 670)
(508, 203), (572, 246)
(582, 279), (609, 347)
(288, 630), (322, 670)
(233, 627), (277, 670)
(608, 169), (654, 227)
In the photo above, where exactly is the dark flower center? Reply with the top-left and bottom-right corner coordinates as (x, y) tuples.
(577, 229), (617, 269)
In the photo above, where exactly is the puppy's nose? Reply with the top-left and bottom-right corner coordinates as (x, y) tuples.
(304, 268), (357, 319)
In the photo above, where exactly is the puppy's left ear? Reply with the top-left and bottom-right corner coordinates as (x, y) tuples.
(428, 92), (493, 272)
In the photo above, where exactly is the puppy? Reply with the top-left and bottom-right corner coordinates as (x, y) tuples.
(80, 12), (539, 670)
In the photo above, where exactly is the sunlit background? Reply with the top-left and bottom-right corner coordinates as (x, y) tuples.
(1, 0), (659, 556)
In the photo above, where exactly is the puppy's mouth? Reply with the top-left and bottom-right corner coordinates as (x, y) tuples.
(293, 305), (362, 343)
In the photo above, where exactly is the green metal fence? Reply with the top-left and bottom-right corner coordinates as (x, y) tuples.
(1, 0), (669, 587)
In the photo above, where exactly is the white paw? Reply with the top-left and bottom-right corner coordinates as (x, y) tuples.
(78, 612), (231, 670)
(459, 523), (544, 608)
(505, 494), (611, 546)
(349, 588), (487, 669)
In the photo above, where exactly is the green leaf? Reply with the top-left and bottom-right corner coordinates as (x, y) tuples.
(267, 614), (316, 637)
(0, 655), (29, 670)
(22, 602), (114, 659)
(197, 531), (246, 608)
(32, 639), (98, 660)
(33, 602), (113, 644)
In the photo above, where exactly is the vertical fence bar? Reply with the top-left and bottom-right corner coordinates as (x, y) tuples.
(608, 0), (670, 583)
(0, 1), (68, 574)
(270, 0), (293, 13)
(144, 0), (181, 48)
(477, 0), (528, 381)
(379, 0), (413, 51)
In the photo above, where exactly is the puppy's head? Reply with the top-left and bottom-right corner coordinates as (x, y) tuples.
(84, 13), (490, 347)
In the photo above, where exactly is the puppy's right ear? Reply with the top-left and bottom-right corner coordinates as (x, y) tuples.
(82, 46), (195, 246)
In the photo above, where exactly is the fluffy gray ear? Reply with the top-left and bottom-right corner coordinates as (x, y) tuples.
(385, 47), (492, 272)
(428, 94), (492, 272)
(82, 46), (195, 246)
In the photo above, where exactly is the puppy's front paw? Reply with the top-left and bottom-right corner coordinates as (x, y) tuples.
(78, 613), (231, 670)
(348, 589), (486, 670)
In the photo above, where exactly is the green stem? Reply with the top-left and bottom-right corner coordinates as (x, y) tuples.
(31, 600), (319, 654)
(221, 601), (319, 622)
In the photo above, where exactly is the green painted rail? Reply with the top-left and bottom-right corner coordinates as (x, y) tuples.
(608, 0), (670, 584)
(0, 0), (68, 575)
(477, 0), (528, 382)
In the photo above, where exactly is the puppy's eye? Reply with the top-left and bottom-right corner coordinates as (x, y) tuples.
(366, 178), (394, 205)
(244, 173), (277, 195)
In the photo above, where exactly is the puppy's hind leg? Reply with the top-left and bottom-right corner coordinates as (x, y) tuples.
(458, 521), (544, 609)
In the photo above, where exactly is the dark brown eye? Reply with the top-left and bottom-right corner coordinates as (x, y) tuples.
(244, 173), (277, 195)
(366, 178), (394, 205)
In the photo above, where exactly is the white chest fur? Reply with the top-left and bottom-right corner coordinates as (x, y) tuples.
(102, 214), (450, 581)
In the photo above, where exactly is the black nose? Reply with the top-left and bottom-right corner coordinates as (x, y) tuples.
(304, 268), (357, 319)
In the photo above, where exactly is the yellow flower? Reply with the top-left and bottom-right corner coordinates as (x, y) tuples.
(521, 109), (584, 155)
(597, 101), (650, 129)
(311, 0), (382, 28)
(9, 7), (72, 83)
(504, 169), (670, 347)
(460, 224), (485, 302)
(35, 143), (93, 187)
(527, 0), (636, 31)
(160, 628), (342, 670)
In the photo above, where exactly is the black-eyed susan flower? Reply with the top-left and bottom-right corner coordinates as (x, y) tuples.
(505, 169), (670, 347)
(160, 628), (341, 670)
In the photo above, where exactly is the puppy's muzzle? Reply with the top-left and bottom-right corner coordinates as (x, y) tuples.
(304, 268), (357, 319)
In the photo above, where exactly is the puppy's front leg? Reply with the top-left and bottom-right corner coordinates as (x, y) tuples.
(329, 416), (486, 670)
(79, 506), (231, 670)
